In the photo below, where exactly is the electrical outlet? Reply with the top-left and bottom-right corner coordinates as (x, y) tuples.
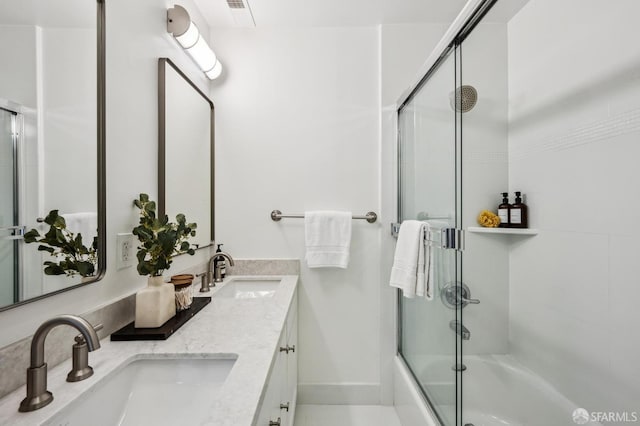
(116, 233), (134, 269)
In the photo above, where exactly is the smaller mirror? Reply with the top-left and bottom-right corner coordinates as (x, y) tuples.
(158, 58), (214, 248)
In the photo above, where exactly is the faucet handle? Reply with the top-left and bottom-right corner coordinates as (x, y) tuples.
(67, 323), (103, 383)
(197, 272), (211, 292)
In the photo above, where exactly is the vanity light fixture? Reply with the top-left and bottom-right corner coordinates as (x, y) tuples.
(167, 5), (222, 79)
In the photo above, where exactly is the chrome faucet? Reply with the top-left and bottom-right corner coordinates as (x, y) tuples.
(19, 315), (101, 412)
(210, 251), (234, 283)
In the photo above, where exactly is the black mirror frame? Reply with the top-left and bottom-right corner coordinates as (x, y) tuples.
(157, 57), (215, 247)
(1, 0), (106, 312)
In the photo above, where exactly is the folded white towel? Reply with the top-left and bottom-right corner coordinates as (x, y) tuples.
(62, 212), (98, 247)
(390, 220), (433, 299)
(305, 211), (352, 268)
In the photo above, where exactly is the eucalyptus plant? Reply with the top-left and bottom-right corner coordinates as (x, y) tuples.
(23, 210), (97, 277)
(132, 193), (197, 277)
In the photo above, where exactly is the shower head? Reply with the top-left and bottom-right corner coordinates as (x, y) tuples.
(450, 85), (478, 113)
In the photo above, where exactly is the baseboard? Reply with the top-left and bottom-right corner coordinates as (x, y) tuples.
(297, 383), (382, 405)
(393, 357), (439, 426)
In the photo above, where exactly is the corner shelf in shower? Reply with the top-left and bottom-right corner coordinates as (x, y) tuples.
(467, 226), (539, 235)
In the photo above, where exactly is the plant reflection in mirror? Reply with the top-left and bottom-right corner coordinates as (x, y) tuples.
(23, 210), (98, 277)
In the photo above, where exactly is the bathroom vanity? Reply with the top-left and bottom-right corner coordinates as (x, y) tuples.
(0, 275), (298, 426)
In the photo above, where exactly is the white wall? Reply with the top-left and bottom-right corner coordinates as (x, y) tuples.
(210, 26), (382, 403)
(0, 26), (38, 108)
(0, 0), (213, 348)
(508, 0), (640, 414)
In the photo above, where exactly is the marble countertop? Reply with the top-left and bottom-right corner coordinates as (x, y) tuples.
(0, 275), (298, 426)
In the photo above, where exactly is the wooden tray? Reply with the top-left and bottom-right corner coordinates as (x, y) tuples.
(110, 297), (211, 341)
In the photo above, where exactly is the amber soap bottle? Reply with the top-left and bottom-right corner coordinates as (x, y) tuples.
(510, 191), (528, 228)
(498, 192), (511, 228)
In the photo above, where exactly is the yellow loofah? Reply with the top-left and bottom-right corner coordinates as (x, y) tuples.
(478, 210), (500, 228)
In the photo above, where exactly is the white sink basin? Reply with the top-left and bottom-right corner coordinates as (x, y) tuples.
(214, 279), (280, 299)
(45, 356), (237, 426)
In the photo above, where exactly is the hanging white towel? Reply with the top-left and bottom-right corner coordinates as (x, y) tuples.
(305, 211), (352, 268)
(427, 220), (452, 293)
(390, 220), (434, 300)
(62, 212), (98, 246)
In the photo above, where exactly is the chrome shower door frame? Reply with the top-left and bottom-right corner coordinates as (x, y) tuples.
(394, 1), (499, 425)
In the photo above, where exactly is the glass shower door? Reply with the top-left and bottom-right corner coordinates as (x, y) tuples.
(397, 46), (463, 426)
(0, 108), (19, 306)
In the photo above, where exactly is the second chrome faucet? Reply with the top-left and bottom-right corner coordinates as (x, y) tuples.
(199, 250), (235, 292)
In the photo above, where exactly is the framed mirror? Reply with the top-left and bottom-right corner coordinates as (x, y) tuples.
(0, 0), (106, 312)
(158, 58), (214, 248)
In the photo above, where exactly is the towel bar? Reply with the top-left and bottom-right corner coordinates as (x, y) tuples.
(270, 210), (377, 224)
(390, 222), (465, 251)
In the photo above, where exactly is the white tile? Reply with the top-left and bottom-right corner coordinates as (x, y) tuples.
(510, 231), (609, 323)
(607, 234), (640, 412)
(294, 405), (402, 426)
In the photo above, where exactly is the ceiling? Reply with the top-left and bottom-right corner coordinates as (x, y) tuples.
(194, 0), (530, 29)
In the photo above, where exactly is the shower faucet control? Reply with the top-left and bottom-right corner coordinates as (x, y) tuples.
(442, 282), (480, 309)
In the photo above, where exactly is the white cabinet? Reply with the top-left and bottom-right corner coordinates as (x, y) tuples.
(255, 290), (298, 426)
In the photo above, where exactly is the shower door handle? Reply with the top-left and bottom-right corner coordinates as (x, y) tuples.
(0, 225), (26, 240)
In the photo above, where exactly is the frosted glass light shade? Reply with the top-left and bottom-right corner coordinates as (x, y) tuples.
(205, 61), (223, 79)
(186, 36), (217, 72)
(175, 21), (199, 49)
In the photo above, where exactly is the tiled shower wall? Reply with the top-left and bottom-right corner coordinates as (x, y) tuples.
(507, 0), (640, 414)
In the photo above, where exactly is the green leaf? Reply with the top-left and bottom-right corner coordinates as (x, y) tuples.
(23, 229), (41, 243)
(76, 261), (95, 277)
(137, 249), (148, 262)
(37, 245), (55, 254)
(53, 215), (66, 229)
(43, 262), (65, 275)
(44, 210), (59, 226)
(137, 262), (150, 276)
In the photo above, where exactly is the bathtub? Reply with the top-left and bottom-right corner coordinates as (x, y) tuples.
(394, 354), (602, 426)
(461, 355), (602, 426)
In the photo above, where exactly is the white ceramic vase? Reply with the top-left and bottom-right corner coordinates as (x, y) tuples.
(134, 275), (176, 328)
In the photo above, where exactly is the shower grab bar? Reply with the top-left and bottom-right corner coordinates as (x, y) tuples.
(270, 210), (377, 223)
